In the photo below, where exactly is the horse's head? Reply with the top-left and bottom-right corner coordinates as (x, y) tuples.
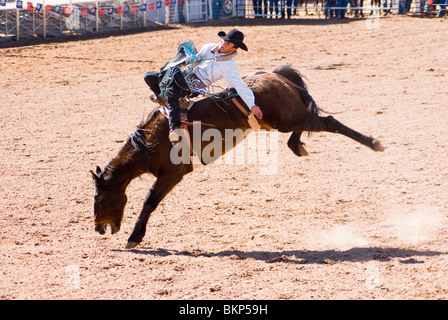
(91, 166), (127, 235)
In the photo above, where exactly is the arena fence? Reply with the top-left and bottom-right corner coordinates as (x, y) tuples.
(1, 0), (445, 41)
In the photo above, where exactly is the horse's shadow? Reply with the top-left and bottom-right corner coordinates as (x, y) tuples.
(115, 246), (446, 265)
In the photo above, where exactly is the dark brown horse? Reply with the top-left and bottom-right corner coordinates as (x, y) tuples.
(91, 65), (383, 249)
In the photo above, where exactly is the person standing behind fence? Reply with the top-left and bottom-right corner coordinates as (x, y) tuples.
(437, 0), (447, 16)
(358, 0), (365, 16)
(292, 0), (299, 15)
(263, 0), (269, 16)
(253, 0), (262, 16)
(349, 0), (364, 16)
(336, 0), (348, 17)
(381, 0), (391, 15)
(281, 0), (293, 18)
(405, 0), (412, 12)
(325, 0), (336, 17)
(270, 0), (280, 17)
(349, 0), (357, 16)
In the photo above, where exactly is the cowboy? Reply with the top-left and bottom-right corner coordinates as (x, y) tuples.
(144, 29), (263, 142)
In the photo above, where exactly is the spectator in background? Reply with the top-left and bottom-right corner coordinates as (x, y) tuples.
(292, 0), (299, 15)
(437, 0), (447, 16)
(336, 0), (348, 17)
(350, 0), (365, 17)
(358, 0), (365, 16)
(405, 0), (412, 12)
(263, 0), (269, 16)
(253, 0), (262, 16)
(325, 0), (336, 17)
(381, 0), (392, 15)
(281, 0), (293, 17)
(269, 0), (280, 17)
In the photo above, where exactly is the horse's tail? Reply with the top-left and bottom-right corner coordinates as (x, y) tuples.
(272, 65), (320, 133)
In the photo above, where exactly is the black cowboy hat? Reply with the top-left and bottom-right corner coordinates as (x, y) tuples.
(218, 29), (248, 51)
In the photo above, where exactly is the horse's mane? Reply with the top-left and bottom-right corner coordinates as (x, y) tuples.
(99, 108), (163, 181)
(129, 108), (166, 154)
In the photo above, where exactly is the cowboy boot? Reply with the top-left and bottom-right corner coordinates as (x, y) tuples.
(150, 94), (167, 106)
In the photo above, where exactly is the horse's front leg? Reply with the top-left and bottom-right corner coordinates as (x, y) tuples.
(126, 171), (183, 249)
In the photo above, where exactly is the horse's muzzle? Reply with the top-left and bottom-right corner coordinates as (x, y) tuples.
(95, 223), (120, 235)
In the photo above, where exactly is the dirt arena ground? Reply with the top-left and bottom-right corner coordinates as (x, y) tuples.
(1, 14), (447, 300)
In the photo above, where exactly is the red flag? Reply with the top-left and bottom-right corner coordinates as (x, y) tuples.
(164, 0), (169, 6)
(149, 2), (154, 10)
(116, 6), (122, 14)
(99, 7), (105, 15)
(27, 1), (33, 10)
(131, 5), (138, 12)
(81, 7), (88, 15)
(45, 4), (51, 12)
(63, 6), (71, 14)
(428, 0), (433, 4)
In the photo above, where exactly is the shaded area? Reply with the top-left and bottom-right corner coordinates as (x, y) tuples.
(118, 246), (446, 265)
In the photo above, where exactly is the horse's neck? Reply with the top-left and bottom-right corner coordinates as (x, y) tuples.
(103, 142), (139, 187)
(104, 108), (165, 185)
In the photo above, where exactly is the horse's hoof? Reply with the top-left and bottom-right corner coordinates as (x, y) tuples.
(373, 140), (384, 152)
(125, 241), (140, 249)
(298, 144), (309, 156)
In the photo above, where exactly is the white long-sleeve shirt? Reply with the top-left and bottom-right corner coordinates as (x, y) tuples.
(189, 43), (256, 110)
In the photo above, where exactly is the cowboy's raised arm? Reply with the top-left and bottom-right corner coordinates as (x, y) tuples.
(218, 61), (263, 119)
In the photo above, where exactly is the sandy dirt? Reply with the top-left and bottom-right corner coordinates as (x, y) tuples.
(1, 15), (448, 300)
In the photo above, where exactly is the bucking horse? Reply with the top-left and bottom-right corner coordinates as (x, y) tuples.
(91, 65), (384, 249)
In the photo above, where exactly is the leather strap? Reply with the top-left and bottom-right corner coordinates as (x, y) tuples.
(231, 97), (250, 116)
(231, 98), (260, 131)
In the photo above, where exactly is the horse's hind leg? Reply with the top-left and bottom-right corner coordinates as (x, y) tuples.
(311, 115), (384, 152)
(288, 132), (309, 157)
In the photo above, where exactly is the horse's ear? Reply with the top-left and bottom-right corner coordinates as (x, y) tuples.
(91, 166), (103, 182)
(91, 170), (99, 182)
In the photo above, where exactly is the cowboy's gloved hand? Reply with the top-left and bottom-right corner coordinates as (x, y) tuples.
(251, 106), (263, 119)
